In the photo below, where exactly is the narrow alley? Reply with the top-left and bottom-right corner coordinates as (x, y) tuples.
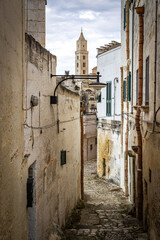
(63, 160), (147, 240)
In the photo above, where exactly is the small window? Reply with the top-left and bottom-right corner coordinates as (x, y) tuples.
(136, 69), (139, 105)
(83, 45), (84, 47)
(123, 79), (126, 102)
(61, 150), (66, 165)
(97, 93), (101, 103)
(83, 56), (85, 60)
(124, 3), (126, 30)
(77, 63), (79, 67)
(83, 70), (86, 74)
(149, 168), (151, 183)
(83, 62), (86, 67)
(90, 97), (94, 101)
(77, 56), (79, 60)
(90, 144), (93, 150)
(128, 72), (131, 101)
(145, 56), (149, 105)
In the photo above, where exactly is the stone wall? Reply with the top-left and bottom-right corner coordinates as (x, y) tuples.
(25, 0), (46, 47)
(132, 0), (160, 238)
(83, 114), (97, 161)
(97, 120), (121, 185)
(25, 34), (81, 239)
(0, 0), (27, 239)
(121, 0), (160, 238)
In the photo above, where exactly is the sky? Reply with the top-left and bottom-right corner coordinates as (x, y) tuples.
(46, 0), (121, 74)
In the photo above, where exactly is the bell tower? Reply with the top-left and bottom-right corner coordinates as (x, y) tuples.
(75, 30), (89, 75)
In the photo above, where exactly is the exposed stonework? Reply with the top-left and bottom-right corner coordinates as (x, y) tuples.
(25, 0), (47, 47)
(24, 33), (81, 239)
(63, 160), (148, 240)
(83, 114), (97, 161)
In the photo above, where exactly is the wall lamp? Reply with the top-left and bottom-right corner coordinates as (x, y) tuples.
(50, 72), (106, 104)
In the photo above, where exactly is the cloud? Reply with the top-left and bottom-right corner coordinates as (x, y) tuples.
(46, 0), (121, 74)
(79, 11), (100, 20)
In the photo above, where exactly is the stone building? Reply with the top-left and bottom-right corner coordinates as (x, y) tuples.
(121, 0), (160, 239)
(24, 34), (81, 240)
(96, 43), (122, 185)
(75, 32), (97, 162)
(0, 1), (81, 239)
(83, 113), (97, 161)
(0, 0), (26, 239)
(75, 30), (88, 75)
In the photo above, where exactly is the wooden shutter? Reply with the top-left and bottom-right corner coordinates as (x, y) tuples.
(106, 82), (112, 116)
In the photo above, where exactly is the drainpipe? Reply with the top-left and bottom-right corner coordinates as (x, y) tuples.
(80, 107), (85, 200)
(120, 67), (124, 155)
(153, 0), (158, 132)
(125, 0), (130, 196)
(135, 6), (144, 221)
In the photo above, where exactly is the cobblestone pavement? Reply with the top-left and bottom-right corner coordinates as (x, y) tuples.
(63, 159), (148, 240)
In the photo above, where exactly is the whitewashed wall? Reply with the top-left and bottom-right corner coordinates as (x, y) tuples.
(97, 46), (121, 121)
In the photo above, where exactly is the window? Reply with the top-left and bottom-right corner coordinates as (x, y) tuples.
(123, 72), (131, 102)
(83, 62), (86, 67)
(61, 150), (66, 165)
(83, 56), (85, 60)
(145, 56), (149, 105)
(128, 72), (131, 101)
(136, 69), (139, 105)
(77, 56), (79, 60)
(83, 70), (85, 74)
(129, 0), (133, 7)
(123, 79), (126, 102)
(90, 144), (93, 150)
(77, 63), (79, 67)
(106, 82), (112, 116)
(124, 3), (126, 30)
(97, 92), (101, 103)
(90, 97), (94, 101)
(149, 168), (151, 183)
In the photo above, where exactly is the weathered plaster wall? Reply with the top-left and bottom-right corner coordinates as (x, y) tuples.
(25, 0), (46, 47)
(97, 45), (122, 186)
(83, 114), (97, 161)
(97, 46), (121, 121)
(0, 0), (27, 239)
(25, 34), (81, 239)
(97, 120), (121, 185)
(121, 0), (160, 238)
(132, 0), (160, 239)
